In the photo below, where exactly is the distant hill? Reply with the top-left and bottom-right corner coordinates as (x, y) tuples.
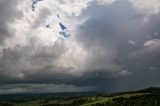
(0, 87), (160, 106)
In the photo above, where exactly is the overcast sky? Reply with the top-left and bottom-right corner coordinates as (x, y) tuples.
(0, 0), (160, 94)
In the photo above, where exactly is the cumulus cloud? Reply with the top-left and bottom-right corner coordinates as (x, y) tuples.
(0, 0), (160, 93)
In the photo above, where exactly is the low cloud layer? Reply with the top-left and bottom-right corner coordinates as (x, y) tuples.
(0, 0), (160, 94)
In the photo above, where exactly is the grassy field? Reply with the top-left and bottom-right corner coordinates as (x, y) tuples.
(0, 87), (160, 106)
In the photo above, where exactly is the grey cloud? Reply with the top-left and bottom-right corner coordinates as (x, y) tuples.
(0, 0), (22, 45)
(76, 1), (140, 75)
(0, 0), (160, 93)
(75, 0), (160, 91)
(0, 37), (66, 79)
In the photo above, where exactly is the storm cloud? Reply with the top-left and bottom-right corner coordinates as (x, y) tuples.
(0, 0), (160, 94)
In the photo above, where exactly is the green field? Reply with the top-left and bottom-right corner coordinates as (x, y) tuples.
(0, 87), (160, 106)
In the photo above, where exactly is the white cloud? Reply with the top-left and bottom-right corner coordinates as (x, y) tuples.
(96, 0), (116, 5)
(118, 70), (131, 76)
(128, 0), (160, 15)
(130, 39), (160, 59)
(144, 39), (160, 47)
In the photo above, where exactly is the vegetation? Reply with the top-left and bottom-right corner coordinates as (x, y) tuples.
(0, 87), (160, 106)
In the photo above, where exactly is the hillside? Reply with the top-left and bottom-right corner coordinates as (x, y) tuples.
(0, 87), (160, 106)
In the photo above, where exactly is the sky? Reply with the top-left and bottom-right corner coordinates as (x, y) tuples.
(0, 0), (160, 94)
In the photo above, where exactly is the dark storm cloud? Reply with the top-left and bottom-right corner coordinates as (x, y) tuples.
(78, 0), (149, 51)
(76, 0), (160, 91)
(113, 13), (160, 91)
(0, 36), (116, 92)
(0, 0), (160, 93)
(0, 0), (22, 45)
(0, 67), (116, 92)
